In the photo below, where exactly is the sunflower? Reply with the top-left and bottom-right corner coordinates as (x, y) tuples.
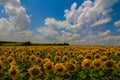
(64, 51), (68, 55)
(35, 52), (40, 56)
(10, 60), (16, 66)
(0, 62), (4, 72)
(77, 54), (84, 61)
(104, 60), (115, 69)
(92, 59), (102, 69)
(115, 52), (120, 57)
(28, 65), (42, 79)
(82, 59), (91, 68)
(18, 54), (24, 61)
(70, 59), (77, 64)
(43, 62), (54, 72)
(55, 52), (61, 56)
(0, 55), (5, 62)
(65, 62), (76, 72)
(62, 55), (68, 62)
(26, 55), (30, 60)
(36, 58), (43, 64)
(85, 54), (92, 59)
(8, 65), (19, 79)
(94, 54), (101, 59)
(70, 51), (74, 56)
(29, 55), (36, 62)
(54, 63), (65, 74)
(54, 56), (61, 62)
(101, 56), (108, 61)
(43, 58), (50, 63)
(7, 56), (13, 63)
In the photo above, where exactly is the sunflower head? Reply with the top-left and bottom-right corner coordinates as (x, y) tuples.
(43, 62), (54, 72)
(82, 59), (91, 68)
(92, 59), (102, 69)
(43, 58), (50, 63)
(54, 56), (61, 62)
(65, 62), (76, 72)
(104, 60), (115, 69)
(85, 54), (92, 59)
(7, 56), (13, 63)
(64, 51), (68, 55)
(101, 56), (108, 61)
(28, 65), (42, 79)
(62, 55), (68, 62)
(115, 52), (120, 57)
(70, 59), (77, 64)
(29, 55), (36, 62)
(94, 54), (101, 59)
(0, 55), (5, 62)
(54, 63), (65, 74)
(8, 65), (19, 79)
(77, 54), (84, 61)
(36, 58), (43, 64)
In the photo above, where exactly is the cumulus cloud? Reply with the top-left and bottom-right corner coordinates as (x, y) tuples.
(114, 20), (120, 27)
(0, 0), (31, 41)
(36, 0), (119, 45)
(91, 18), (111, 27)
(0, 0), (120, 45)
(0, 0), (31, 31)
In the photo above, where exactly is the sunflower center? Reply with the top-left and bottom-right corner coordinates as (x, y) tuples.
(10, 69), (17, 76)
(47, 65), (52, 70)
(57, 68), (64, 72)
(31, 68), (40, 76)
(106, 62), (114, 68)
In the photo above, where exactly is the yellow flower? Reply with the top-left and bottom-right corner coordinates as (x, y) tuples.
(43, 58), (50, 63)
(7, 56), (13, 63)
(0, 62), (4, 72)
(44, 62), (54, 72)
(54, 56), (61, 62)
(82, 59), (91, 68)
(92, 59), (102, 69)
(70, 59), (77, 64)
(54, 63), (65, 74)
(104, 60), (115, 69)
(36, 58), (43, 64)
(0, 55), (5, 62)
(65, 62), (76, 72)
(62, 55), (68, 62)
(101, 56), (108, 61)
(94, 54), (101, 59)
(77, 54), (84, 61)
(8, 65), (19, 79)
(29, 55), (36, 62)
(28, 65), (42, 79)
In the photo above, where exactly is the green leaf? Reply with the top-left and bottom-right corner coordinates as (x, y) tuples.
(98, 71), (104, 76)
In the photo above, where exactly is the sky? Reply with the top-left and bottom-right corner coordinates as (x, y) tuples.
(0, 0), (120, 45)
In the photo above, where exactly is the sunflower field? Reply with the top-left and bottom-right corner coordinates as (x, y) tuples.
(0, 46), (120, 80)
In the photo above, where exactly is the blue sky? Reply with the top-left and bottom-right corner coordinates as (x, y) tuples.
(0, 0), (120, 45)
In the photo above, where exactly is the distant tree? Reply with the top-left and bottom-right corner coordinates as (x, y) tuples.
(22, 41), (31, 46)
(0, 42), (2, 45)
(64, 43), (69, 45)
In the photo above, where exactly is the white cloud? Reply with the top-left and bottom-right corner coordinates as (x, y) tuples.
(98, 30), (110, 37)
(0, 0), (31, 41)
(91, 18), (111, 27)
(0, 0), (31, 31)
(35, 0), (119, 45)
(0, 0), (120, 45)
(114, 20), (120, 27)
